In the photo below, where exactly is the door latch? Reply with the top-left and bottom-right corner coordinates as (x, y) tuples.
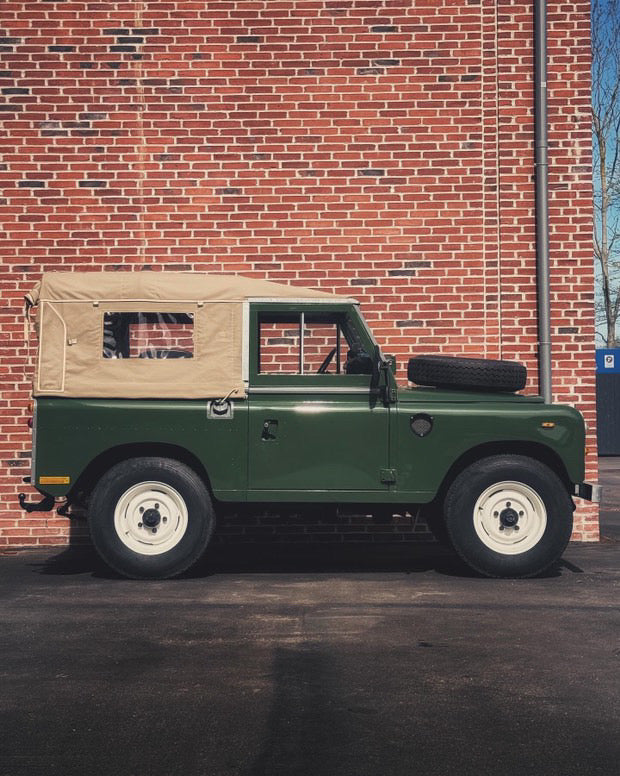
(261, 419), (278, 441)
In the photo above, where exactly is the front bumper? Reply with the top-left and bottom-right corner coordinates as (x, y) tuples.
(574, 482), (602, 503)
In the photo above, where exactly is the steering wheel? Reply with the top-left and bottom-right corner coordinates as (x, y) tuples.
(317, 347), (338, 374)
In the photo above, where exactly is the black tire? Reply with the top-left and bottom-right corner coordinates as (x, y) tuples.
(89, 457), (215, 579)
(443, 455), (573, 578)
(408, 355), (526, 393)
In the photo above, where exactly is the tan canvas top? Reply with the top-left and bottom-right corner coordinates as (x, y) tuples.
(27, 272), (352, 400)
(27, 272), (341, 305)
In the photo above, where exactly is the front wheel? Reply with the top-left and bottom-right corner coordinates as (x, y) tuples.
(443, 455), (573, 578)
(89, 457), (215, 579)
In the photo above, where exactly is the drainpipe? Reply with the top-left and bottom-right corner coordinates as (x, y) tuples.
(534, 0), (552, 403)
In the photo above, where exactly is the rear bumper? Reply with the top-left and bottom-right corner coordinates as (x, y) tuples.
(574, 482), (602, 503)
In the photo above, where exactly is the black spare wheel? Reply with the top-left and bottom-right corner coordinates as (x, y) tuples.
(408, 355), (526, 393)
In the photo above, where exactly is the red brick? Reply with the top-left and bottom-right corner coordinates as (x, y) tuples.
(0, 1), (596, 546)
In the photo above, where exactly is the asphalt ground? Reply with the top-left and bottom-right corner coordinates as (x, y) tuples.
(1, 465), (620, 776)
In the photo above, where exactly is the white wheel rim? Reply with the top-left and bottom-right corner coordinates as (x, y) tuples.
(473, 481), (547, 555)
(113, 481), (189, 556)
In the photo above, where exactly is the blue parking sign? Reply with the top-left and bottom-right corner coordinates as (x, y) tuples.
(596, 349), (620, 373)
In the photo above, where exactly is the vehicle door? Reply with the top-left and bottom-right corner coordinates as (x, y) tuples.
(247, 303), (391, 498)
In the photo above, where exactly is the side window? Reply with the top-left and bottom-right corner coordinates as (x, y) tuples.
(303, 317), (341, 373)
(103, 312), (194, 359)
(257, 311), (373, 375)
(258, 315), (301, 374)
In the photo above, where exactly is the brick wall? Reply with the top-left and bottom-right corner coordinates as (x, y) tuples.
(0, 0), (597, 549)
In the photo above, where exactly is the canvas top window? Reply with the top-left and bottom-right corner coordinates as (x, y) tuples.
(103, 312), (194, 359)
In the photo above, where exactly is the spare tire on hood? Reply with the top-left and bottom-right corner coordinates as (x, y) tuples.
(408, 355), (527, 393)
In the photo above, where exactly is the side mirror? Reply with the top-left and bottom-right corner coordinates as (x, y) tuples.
(372, 347), (397, 404)
(346, 349), (374, 375)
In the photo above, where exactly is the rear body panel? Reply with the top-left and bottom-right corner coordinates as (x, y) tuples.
(34, 398), (249, 501)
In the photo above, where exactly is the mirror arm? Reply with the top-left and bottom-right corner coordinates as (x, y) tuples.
(374, 346), (397, 405)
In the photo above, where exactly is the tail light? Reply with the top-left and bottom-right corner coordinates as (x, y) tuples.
(26, 400), (34, 428)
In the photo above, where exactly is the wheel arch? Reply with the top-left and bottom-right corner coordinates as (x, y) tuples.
(69, 443), (213, 506)
(435, 441), (572, 506)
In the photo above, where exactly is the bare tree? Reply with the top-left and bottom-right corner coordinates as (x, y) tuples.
(593, 0), (620, 346)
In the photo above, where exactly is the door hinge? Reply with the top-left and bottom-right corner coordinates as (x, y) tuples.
(380, 468), (397, 484)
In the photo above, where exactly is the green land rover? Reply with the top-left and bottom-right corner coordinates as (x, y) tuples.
(20, 272), (599, 579)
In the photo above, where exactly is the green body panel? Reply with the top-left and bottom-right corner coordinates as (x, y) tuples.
(247, 393), (389, 496)
(31, 301), (586, 506)
(34, 398), (249, 500)
(393, 389), (585, 499)
(33, 389), (585, 504)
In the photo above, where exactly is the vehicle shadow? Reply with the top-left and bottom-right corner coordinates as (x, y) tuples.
(32, 538), (566, 580)
(192, 541), (468, 577)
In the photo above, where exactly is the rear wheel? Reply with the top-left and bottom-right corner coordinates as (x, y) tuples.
(443, 455), (573, 578)
(89, 457), (215, 579)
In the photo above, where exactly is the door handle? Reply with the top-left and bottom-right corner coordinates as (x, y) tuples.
(261, 419), (278, 441)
